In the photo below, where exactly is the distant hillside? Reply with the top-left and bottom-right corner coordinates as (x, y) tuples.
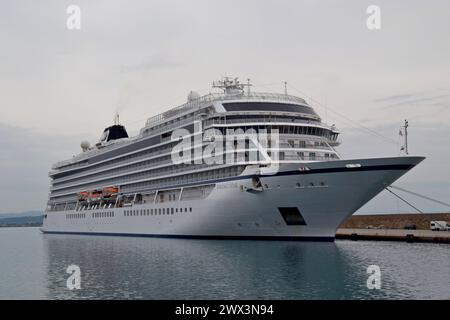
(0, 211), (44, 227)
(0, 210), (43, 219)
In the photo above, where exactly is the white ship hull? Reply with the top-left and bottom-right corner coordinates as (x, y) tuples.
(42, 156), (424, 241)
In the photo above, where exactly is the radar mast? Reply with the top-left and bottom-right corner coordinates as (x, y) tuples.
(212, 77), (252, 95)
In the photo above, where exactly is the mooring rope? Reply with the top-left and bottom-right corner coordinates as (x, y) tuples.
(385, 187), (424, 213)
(390, 185), (450, 208)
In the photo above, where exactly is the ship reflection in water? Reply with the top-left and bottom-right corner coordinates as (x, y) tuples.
(40, 232), (449, 299)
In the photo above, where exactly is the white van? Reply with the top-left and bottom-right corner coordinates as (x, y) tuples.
(430, 221), (450, 231)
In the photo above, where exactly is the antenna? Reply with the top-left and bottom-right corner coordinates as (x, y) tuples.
(404, 119), (409, 155)
(399, 119), (409, 155)
(284, 81), (288, 95)
(247, 78), (251, 94)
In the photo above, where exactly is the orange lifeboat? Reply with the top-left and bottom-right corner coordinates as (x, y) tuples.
(78, 191), (89, 201)
(90, 190), (103, 201)
(102, 186), (119, 198)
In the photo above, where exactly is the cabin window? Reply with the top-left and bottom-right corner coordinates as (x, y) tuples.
(222, 102), (315, 115)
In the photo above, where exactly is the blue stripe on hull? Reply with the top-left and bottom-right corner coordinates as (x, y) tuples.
(41, 230), (335, 242)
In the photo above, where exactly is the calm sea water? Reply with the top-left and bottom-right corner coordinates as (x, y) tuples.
(0, 227), (448, 300)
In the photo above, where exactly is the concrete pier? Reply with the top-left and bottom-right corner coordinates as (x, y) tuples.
(336, 228), (450, 243)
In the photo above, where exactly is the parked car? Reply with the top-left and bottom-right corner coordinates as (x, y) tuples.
(430, 221), (450, 231)
(404, 224), (417, 230)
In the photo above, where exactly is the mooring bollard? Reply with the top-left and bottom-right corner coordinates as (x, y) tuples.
(406, 234), (415, 243)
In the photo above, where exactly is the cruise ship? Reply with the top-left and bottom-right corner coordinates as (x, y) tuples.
(42, 78), (424, 241)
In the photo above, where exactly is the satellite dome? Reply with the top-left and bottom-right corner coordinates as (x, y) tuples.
(80, 141), (91, 152)
(187, 91), (201, 102)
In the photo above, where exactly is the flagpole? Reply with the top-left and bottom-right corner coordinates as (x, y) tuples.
(404, 119), (409, 155)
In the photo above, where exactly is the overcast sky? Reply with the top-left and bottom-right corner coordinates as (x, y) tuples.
(0, 0), (449, 214)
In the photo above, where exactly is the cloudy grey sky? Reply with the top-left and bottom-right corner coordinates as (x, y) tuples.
(0, 0), (449, 214)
